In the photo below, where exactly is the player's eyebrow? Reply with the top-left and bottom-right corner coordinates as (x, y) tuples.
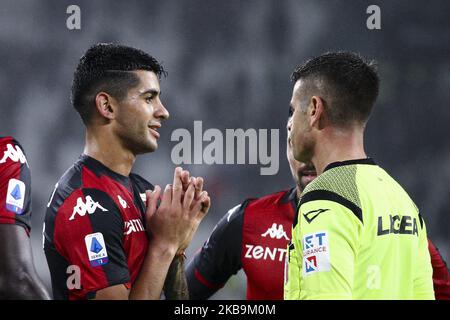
(139, 89), (161, 97)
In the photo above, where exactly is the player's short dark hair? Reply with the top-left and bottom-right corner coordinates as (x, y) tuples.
(71, 43), (167, 124)
(291, 51), (379, 126)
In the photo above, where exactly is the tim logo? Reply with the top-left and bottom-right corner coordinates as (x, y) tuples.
(302, 231), (330, 276)
(70, 196), (108, 221)
(0, 144), (28, 166)
(261, 223), (289, 240)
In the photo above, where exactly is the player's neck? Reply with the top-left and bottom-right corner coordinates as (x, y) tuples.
(83, 129), (135, 177)
(312, 128), (367, 175)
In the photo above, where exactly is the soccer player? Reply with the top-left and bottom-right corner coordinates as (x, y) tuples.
(0, 136), (50, 299)
(186, 125), (450, 299)
(285, 52), (434, 299)
(43, 44), (210, 300)
(185, 125), (314, 299)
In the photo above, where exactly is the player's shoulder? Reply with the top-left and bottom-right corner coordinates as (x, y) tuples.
(47, 157), (118, 214)
(0, 136), (16, 147)
(129, 172), (154, 191)
(300, 159), (379, 206)
(246, 188), (295, 210)
(0, 136), (28, 163)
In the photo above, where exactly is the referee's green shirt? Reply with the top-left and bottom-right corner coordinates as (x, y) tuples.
(284, 158), (434, 300)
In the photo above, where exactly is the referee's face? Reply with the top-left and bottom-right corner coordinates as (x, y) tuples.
(287, 122), (317, 191)
(113, 70), (169, 155)
(289, 80), (314, 163)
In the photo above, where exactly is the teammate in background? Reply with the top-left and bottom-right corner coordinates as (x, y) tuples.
(429, 240), (450, 300)
(186, 123), (450, 299)
(186, 123), (315, 299)
(44, 43), (210, 300)
(0, 136), (50, 299)
(285, 52), (434, 299)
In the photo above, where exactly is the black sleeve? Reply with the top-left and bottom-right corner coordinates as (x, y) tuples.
(186, 200), (248, 300)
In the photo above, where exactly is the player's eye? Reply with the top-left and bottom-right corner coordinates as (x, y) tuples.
(145, 96), (154, 103)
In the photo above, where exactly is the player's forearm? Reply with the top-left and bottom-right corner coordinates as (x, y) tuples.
(0, 270), (51, 300)
(164, 254), (189, 299)
(128, 241), (178, 300)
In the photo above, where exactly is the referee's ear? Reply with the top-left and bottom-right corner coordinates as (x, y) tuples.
(95, 91), (115, 121)
(309, 95), (325, 129)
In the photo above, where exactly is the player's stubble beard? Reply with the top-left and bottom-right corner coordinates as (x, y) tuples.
(115, 114), (158, 157)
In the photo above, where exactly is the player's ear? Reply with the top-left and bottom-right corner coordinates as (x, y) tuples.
(309, 96), (325, 129)
(95, 92), (116, 120)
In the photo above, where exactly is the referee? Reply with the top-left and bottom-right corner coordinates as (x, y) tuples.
(284, 52), (434, 299)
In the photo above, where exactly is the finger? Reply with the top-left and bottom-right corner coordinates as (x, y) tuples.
(194, 177), (204, 200)
(172, 167), (183, 203)
(200, 192), (211, 215)
(181, 170), (190, 190)
(191, 191), (210, 218)
(183, 182), (196, 210)
(160, 184), (172, 207)
(145, 185), (161, 220)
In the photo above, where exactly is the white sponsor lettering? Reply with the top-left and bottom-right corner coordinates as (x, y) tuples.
(69, 195), (108, 221)
(261, 223), (289, 240)
(244, 244), (287, 262)
(124, 219), (145, 235)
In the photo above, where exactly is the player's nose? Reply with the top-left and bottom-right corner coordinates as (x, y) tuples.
(155, 101), (169, 120)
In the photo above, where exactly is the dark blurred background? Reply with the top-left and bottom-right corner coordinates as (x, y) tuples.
(0, 0), (449, 299)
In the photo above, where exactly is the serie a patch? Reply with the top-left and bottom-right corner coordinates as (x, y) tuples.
(85, 232), (109, 267)
(302, 231), (330, 275)
(6, 178), (26, 214)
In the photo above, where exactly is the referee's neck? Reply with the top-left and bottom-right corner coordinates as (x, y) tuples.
(312, 128), (366, 175)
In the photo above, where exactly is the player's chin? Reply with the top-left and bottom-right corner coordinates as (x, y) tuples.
(135, 137), (158, 154)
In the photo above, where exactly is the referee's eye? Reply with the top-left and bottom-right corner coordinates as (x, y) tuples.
(288, 106), (294, 117)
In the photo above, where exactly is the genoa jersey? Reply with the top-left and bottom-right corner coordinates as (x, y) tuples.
(186, 188), (297, 300)
(44, 154), (152, 299)
(285, 158), (434, 300)
(0, 136), (31, 233)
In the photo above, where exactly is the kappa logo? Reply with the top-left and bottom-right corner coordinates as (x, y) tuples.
(69, 195), (108, 221)
(0, 144), (28, 166)
(261, 223), (289, 240)
(117, 195), (129, 209)
(303, 208), (330, 223)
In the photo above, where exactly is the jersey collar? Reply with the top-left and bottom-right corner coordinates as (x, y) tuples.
(323, 157), (376, 172)
(79, 154), (131, 188)
(281, 186), (298, 204)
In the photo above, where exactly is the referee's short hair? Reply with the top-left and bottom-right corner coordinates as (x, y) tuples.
(71, 43), (167, 125)
(291, 52), (379, 127)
